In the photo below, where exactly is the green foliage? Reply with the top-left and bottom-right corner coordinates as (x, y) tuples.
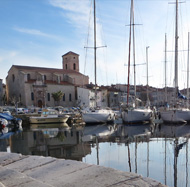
(51, 91), (64, 105)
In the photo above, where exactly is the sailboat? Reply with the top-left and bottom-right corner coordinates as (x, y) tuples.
(121, 0), (153, 124)
(160, 0), (190, 123)
(81, 0), (115, 124)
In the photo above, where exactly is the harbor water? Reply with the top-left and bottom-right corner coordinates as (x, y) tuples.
(0, 122), (190, 187)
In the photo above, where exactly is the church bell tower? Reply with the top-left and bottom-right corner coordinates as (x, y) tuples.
(62, 51), (79, 72)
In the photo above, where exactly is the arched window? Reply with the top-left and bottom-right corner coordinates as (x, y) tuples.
(73, 63), (76, 70)
(65, 64), (67, 70)
(31, 92), (34, 101)
(44, 75), (46, 81)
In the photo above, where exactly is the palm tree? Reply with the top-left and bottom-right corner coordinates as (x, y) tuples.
(51, 91), (64, 106)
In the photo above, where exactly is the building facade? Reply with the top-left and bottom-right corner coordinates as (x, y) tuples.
(77, 87), (96, 108)
(6, 51), (89, 107)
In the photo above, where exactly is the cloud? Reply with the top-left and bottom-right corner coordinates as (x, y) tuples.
(48, 0), (104, 46)
(13, 27), (58, 39)
(49, 0), (90, 26)
(49, 0), (90, 15)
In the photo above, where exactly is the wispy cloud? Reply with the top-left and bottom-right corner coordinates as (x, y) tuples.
(49, 0), (90, 17)
(49, 0), (91, 29)
(13, 27), (58, 39)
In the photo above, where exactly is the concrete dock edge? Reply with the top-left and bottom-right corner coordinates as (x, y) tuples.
(0, 152), (167, 187)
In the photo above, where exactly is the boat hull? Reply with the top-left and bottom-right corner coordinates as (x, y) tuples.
(122, 108), (153, 124)
(160, 108), (190, 123)
(82, 109), (115, 124)
(29, 116), (69, 124)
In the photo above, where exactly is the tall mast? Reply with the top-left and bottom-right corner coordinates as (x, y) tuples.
(132, 0), (136, 108)
(94, 0), (97, 107)
(165, 33), (168, 103)
(146, 46), (150, 105)
(174, 0), (179, 106)
(187, 32), (190, 108)
(127, 0), (133, 106)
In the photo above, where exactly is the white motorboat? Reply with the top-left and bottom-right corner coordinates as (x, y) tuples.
(29, 109), (69, 124)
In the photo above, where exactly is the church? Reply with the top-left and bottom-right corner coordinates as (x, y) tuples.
(6, 51), (89, 107)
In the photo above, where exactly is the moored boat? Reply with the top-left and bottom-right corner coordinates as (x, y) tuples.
(81, 0), (115, 124)
(160, 107), (190, 123)
(29, 109), (69, 124)
(0, 112), (22, 135)
(160, 0), (190, 124)
(122, 107), (153, 124)
(121, 0), (153, 124)
(82, 107), (115, 124)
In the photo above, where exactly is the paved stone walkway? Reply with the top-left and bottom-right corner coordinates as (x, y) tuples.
(0, 152), (167, 187)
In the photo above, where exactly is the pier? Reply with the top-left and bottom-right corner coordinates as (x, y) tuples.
(0, 152), (166, 187)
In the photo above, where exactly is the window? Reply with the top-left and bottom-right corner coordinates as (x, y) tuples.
(27, 74), (30, 81)
(73, 63), (76, 70)
(44, 75), (46, 81)
(12, 74), (15, 82)
(57, 76), (61, 83)
(73, 57), (75, 59)
(31, 92), (34, 101)
(64, 131), (67, 137)
(65, 64), (67, 70)
(47, 93), (50, 101)
(19, 94), (21, 102)
(69, 94), (72, 101)
(63, 94), (65, 101)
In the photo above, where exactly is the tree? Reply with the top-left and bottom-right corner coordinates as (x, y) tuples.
(51, 91), (64, 106)
(9, 95), (20, 106)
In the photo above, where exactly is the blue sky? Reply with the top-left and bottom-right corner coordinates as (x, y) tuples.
(1, 0), (190, 89)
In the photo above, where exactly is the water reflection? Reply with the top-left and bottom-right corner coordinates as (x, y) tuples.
(0, 122), (190, 187)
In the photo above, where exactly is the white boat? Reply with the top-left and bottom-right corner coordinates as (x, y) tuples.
(121, 0), (153, 124)
(160, 108), (190, 123)
(82, 108), (115, 124)
(122, 108), (153, 124)
(81, 0), (115, 124)
(29, 109), (69, 124)
(160, 0), (190, 123)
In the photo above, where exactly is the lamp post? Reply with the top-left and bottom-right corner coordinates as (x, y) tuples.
(146, 46), (150, 105)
